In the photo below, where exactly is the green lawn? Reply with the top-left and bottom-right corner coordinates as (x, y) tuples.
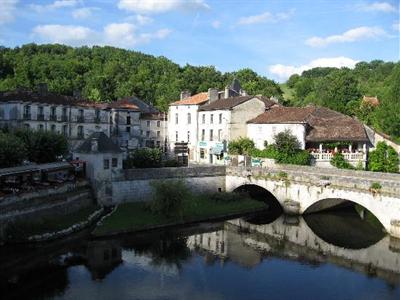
(5, 205), (100, 240)
(92, 195), (267, 236)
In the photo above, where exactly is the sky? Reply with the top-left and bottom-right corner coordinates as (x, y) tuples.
(0, 0), (399, 82)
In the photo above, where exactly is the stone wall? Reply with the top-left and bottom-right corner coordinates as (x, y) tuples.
(111, 166), (226, 203)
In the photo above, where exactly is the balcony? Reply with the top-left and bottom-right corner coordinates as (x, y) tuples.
(23, 113), (31, 120)
(310, 151), (366, 161)
(49, 115), (57, 121)
(77, 116), (85, 123)
(61, 115), (68, 122)
(37, 114), (44, 121)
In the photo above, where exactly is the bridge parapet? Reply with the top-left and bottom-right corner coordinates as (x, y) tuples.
(226, 165), (400, 196)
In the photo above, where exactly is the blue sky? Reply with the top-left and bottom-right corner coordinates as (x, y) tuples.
(0, 0), (399, 81)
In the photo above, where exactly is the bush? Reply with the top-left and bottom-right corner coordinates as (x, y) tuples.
(275, 149), (311, 165)
(149, 180), (189, 217)
(0, 132), (27, 168)
(274, 129), (301, 155)
(14, 129), (68, 163)
(250, 145), (279, 159)
(209, 192), (243, 203)
(368, 142), (399, 173)
(370, 182), (382, 190)
(228, 137), (255, 155)
(163, 159), (179, 167)
(125, 148), (162, 168)
(330, 152), (354, 169)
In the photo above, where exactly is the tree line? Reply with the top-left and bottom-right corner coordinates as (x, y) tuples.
(0, 44), (282, 111)
(284, 60), (400, 141)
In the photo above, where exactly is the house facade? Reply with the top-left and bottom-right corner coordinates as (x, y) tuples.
(140, 112), (168, 150)
(247, 106), (370, 168)
(198, 96), (278, 164)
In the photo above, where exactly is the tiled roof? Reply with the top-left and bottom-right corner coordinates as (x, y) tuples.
(170, 92), (209, 106)
(141, 112), (167, 120)
(248, 106), (369, 142)
(199, 96), (278, 111)
(75, 132), (123, 153)
(111, 96), (159, 112)
(107, 99), (140, 111)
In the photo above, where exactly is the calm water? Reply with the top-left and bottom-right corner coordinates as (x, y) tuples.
(1, 208), (400, 300)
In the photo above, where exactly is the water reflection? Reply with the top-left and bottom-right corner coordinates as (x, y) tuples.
(1, 209), (400, 300)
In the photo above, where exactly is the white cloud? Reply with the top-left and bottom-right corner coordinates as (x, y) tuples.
(0, 0), (18, 24)
(135, 14), (154, 25)
(72, 7), (98, 19)
(30, 0), (78, 12)
(211, 20), (221, 29)
(117, 0), (209, 14)
(358, 2), (397, 13)
(269, 57), (359, 80)
(31, 23), (171, 48)
(238, 10), (293, 25)
(32, 24), (95, 45)
(305, 26), (387, 47)
(393, 22), (400, 31)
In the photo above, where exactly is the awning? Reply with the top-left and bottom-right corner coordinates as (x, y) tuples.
(211, 144), (224, 155)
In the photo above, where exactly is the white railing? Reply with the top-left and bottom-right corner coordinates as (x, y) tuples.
(310, 152), (365, 161)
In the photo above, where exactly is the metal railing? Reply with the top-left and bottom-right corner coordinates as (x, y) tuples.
(49, 114), (57, 121)
(37, 114), (44, 121)
(77, 116), (85, 123)
(23, 113), (31, 120)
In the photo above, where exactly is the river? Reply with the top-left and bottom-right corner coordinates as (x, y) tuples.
(1, 207), (400, 300)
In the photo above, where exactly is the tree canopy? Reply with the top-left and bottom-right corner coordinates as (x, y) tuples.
(0, 44), (282, 112)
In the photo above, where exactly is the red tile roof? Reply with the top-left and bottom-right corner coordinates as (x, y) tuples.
(170, 92), (209, 106)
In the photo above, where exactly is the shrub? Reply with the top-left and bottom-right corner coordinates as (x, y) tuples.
(125, 148), (162, 168)
(149, 180), (189, 217)
(209, 192), (243, 203)
(368, 142), (399, 173)
(273, 129), (301, 155)
(250, 145), (279, 159)
(14, 129), (68, 163)
(0, 132), (27, 168)
(275, 149), (311, 165)
(228, 137), (255, 155)
(330, 152), (354, 169)
(163, 159), (179, 167)
(370, 182), (382, 190)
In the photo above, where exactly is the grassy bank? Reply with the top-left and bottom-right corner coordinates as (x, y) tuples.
(4, 205), (100, 241)
(92, 194), (267, 237)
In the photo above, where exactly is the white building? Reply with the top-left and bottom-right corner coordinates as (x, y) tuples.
(247, 106), (370, 168)
(197, 96), (278, 164)
(140, 112), (168, 150)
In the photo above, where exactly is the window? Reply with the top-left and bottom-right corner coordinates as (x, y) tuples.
(77, 125), (84, 138)
(126, 126), (131, 133)
(95, 109), (100, 120)
(157, 121), (161, 127)
(210, 129), (213, 141)
(219, 113), (222, 124)
(218, 129), (222, 141)
(24, 123), (30, 129)
(210, 114), (214, 124)
(38, 124), (44, 131)
(103, 159), (110, 170)
(200, 148), (205, 159)
(51, 124), (56, 132)
(38, 106), (43, 115)
(126, 116), (131, 125)
(187, 113), (191, 124)
(141, 130), (144, 136)
(63, 125), (68, 136)
(201, 129), (205, 141)
(157, 131), (161, 137)
(175, 131), (178, 142)
(51, 106), (56, 119)
(23, 105), (31, 119)
(147, 120), (150, 127)
(175, 113), (178, 124)
(202, 114), (205, 124)
(187, 131), (190, 142)
(112, 158), (118, 168)
(146, 131), (150, 137)
(156, 141), (161, 147)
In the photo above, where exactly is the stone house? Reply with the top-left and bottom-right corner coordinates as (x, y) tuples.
(247, 106), (370, 168)
(197, 96), (278, 164)
(140, 112), (168, 150)
(72, 132), (123, 204)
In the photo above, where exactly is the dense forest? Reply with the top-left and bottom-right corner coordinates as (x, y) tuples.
(0, 44), (398, 141)
(283, 60), (400, 141)
(0, 44), (282, 111)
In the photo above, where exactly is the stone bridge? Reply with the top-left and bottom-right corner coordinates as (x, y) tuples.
(226, 165), (400, 239)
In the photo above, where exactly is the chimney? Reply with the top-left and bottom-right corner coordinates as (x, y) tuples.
(180, 90), (191, 100)
(208, 88), (219, 103)
(73, 89), (81, 99)
(224, 86), (230, 99)
(37, 83), (48, 95)
(91, 138), (98, 152)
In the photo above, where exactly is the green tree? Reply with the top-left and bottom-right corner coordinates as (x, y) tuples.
(0, 132), (27, 168)
(228, 137), (255, 155)
(368, 142), (399, 173)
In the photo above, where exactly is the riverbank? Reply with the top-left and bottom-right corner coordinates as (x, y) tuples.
(92, 195), (268, 237)
(3, 205), (102, 243)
